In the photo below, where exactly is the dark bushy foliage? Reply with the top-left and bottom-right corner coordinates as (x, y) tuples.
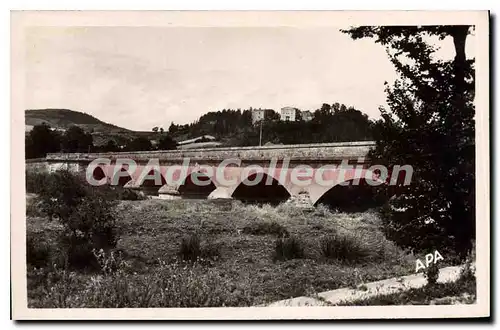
(178, 234), (220, 262)
(37, 170), (88, 221)
(93, 185), (144, 201)
(118, 188), (140, 200)
(242, 221), (289, 237)
(34, 170), (119, 270)
(459, 259), (475, 284)
(125, 137), (153, 151)
(178, 234), (202, 262)
(319, 234), (368, 264)
(157, 134), (177, 150)
(379, 202), (453, 255)
(273, 236), (305, 261)
(424, 263), (440, 286)
(25, 171), (50, 194)
(343, 26), (475, 257)
(26, 234), (51, 268)
(25, 123), (61, 159)
(61, 126), (93, 153)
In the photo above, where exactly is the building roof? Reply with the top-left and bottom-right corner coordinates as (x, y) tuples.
(177, 135), (216, 145)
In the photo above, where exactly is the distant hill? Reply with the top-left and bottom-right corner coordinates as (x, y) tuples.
(25, 109), (131, 134)
(24, 109), (156, 147)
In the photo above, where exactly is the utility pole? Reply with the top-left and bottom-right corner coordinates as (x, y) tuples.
(259, 119), (263, 147)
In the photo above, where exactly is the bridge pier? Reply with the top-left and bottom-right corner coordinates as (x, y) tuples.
(286, 190), (314, 209)
(158, 184), (181, 200)
(207, 187), (233, 200)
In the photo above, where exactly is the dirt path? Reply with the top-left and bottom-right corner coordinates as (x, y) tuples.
(263, 264), (466, 306)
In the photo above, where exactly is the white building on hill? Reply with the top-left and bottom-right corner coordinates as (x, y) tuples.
(280, 107), (300, 121)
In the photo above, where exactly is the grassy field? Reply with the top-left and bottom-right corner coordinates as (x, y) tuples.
(27, 198), (438, 307)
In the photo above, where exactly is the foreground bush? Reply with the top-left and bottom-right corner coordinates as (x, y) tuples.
(25, 171), (50, 194)
(26, 234), (51, 268)
(273, 236), (305, 261)
(319, 234), (369, 264)
(94, 185), (145, 201)
(37, 170), (88, 221)
(178, 234), (220, 262)
(32, 170), (119, 270)
(424, 263), (440, 286)
(117, 188), (144, 201)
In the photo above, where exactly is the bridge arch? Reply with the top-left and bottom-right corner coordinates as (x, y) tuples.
(91, 166), (106, 182)
(312, 177), (387, 212)
(178, 171), (217, 199)
(231, 172), (291, 205)
(110, 167), (133, 187)
(138, 168), (167, 195)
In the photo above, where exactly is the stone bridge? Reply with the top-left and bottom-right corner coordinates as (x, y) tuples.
(27, 141), (405, 209)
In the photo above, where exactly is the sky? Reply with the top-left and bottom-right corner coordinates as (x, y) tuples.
(24, 26), (472, 131)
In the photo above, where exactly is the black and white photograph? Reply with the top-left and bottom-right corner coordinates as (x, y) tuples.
(11, 10), (490, 319)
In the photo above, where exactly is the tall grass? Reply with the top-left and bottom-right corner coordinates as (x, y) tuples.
(28, 260), (253, 308)
(319, 234), (369, 263)
(242, 221), (289, 237)
(273, 236), (305, 261)
(178, 233), (221, 262)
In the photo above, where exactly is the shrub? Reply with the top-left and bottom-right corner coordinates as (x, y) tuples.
(273, 236), (305, 261)
(319, 234), (369, 264)
(96, 186), (145, 201)
(59, 193), (118, 270)
(25, 171), (49, 194)
(458, 257), (475, 284)
(93, 249), (129, 275)
(67, 193), (118, 249)
(178, 234), (220, 262)
(242, 221), (289, 237)
(26, 234), (51, 268)
(424, 263), (440, 286)
(178, 234), (202, 262)
(58, 234), (98, 270)
(33, 170), (119, 270)
(26, 196), (44, 217)
(118, 188), (143, 201)
(38, 170), (88, 221)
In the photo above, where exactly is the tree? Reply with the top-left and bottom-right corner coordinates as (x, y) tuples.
(157, 134), (177, 150)
(126, 137), (153, 151)
(321, 103), (332, 113)
(332, 102), (341, 114)
(102, 140), (118, 152)
(168, 122), (177, 135)
(25, 123), (61, 159)
(265, 110), (280, 121)
(343, 26), (475, 256)
(152, 126), (159, 133)
(159, 127), (164, 134)
(61, 126), (93, 153)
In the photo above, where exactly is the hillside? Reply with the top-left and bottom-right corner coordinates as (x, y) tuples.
(25, 109), (158, 147)
(25, 109), (131, 134)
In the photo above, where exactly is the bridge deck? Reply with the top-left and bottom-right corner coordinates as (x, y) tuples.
(44, 141), (376, 163)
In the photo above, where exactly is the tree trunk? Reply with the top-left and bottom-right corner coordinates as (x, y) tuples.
(451, 26), (469, 103)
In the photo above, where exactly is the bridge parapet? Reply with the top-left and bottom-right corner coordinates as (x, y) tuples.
(45, 141), (375, 164)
